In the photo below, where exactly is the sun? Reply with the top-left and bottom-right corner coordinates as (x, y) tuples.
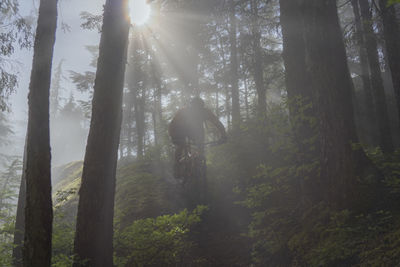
(128, 0), (151, 25)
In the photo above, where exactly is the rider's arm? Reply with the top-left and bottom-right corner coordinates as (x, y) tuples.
(204, 108), (227, 142)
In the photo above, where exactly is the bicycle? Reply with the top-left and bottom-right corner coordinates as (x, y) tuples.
(175, 139), (223, 205)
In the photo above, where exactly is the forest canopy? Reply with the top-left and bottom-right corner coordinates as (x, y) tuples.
(1, 0), (400, 266)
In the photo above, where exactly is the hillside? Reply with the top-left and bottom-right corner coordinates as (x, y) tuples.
(51, 156), (250, 266)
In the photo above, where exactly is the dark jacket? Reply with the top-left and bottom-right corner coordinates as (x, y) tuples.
(169, 106), (226, 145)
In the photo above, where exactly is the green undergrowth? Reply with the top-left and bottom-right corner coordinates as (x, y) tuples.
(51, 157), (207, 266)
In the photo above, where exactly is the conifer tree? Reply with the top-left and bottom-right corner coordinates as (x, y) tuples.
(73, 0), (130, 265)
(23, 0), (58, 266)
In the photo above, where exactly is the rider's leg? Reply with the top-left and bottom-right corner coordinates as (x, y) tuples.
(174, 143), (184, 179)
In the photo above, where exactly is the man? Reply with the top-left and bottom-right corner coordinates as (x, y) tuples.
(169, 97), (227, 178)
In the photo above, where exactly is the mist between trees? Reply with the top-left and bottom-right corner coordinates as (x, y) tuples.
(1, 0), (400, 266)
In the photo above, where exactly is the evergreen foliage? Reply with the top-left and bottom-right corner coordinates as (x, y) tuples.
(0, 0), (34, 110)
(2, 0), (400, 265)
(0, 157), (21, 266)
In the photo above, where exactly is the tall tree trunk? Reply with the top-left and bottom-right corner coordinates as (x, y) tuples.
(133, 89), (146, 158)
(225, 86), (232, 129)
(280, 0), (314, 145)
(301, 0), (371, 206)
(216, 30), (231, 127)
(216, 84), (220, 119)
(229, 0), (241, 131)
(125, 91), (134, 156)
(148, 45), (163, 148)
(250, 0), (266, 116)
(280, 0), (319, 204)
(12, 139), (27, 267)
(379, 0), (400, 129)
(351, 0), (378, 146)
(152, 89), (158, 146)
(50, 60), (64, 117)
(359, 0), (393, 153)
(244, 77), (250, 120)
(23, 0), (57, 266)
(73, 0), (130, 266)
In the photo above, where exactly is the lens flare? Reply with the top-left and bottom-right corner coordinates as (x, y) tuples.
(129, 0), (151, 25)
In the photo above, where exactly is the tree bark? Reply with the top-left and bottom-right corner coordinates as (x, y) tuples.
(147, 42), (163, 148)
(301, 0), (371, 206)
(133, 89), (146, 158)
(23, 0), (57, 266)
(280, 0), (314, 145)
(351, 0), (378, 146)
(73, 0), (130, 266)
(229, 0), (241, 131)
(359, 0), (393, 153)
(250, 0), (266, 116)
(280, 0), (320, 204)
(379, 0), (400, 129)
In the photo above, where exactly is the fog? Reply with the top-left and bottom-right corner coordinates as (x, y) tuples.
(2, 0), (400, 266)
(5, 0), (103, 168)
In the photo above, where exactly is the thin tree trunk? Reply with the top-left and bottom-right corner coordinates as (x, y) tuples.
(229, 0), (241, 131)
(226, 86), (231, 129)
(379, 0), (400, 129)
(359, 0), (393, 153)
(244, 77), (250, 120)
(73, 0), (130, 266)
(152, 89), (158, 146)
(148, 46), (163, 148)
(126, 91), (134, 156)
(351, 0), (378, 146)
(216, 29), (231, 128)
(133, 89), (145, 158)
(23, 0), (57, 265)
(250, 0), (266, 116)
(156, 85), (163, 146)
(216, 84), (220, 119)
(133, 94), (141, 158)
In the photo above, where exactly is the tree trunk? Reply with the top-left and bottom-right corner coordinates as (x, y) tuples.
(280, 0), (315, 143)
(280, 0), (320, 204)
(152, 89), (158, 146)
(148, 46), (163, 148)
(133, 89), (146, 158)
(359, 0), (393, 153)
(229, 0), (241, 131)
(250, 0), (266, 116)
(125, 91), (134, 156)
(216, 30), (231, 127)
(301, 0), (371, 206)
(23, 0), (57, 266)
(351, 0), (378, 146)
(244, 77), (250, 120)
(73, 0), (130, 266)
(216, 85), (220, 119)
(226, 86), (231, 129)
(379, 0), (400, 129)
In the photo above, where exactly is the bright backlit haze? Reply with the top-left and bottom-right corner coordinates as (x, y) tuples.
(129, 0), (151, 25)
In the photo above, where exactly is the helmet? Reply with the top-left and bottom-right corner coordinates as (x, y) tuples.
(190, 97), (205, 108)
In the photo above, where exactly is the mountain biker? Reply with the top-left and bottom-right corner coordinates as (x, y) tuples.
(169, 97), (227, 178)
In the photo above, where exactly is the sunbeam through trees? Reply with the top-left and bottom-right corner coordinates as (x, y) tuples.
(1, 0), (400, 266)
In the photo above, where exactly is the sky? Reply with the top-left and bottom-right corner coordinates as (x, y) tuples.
(7, 0), (103, 161)
(10, 0), (151, 128)
(6, 0), (153, 165)
(11, 0), (102, 121)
